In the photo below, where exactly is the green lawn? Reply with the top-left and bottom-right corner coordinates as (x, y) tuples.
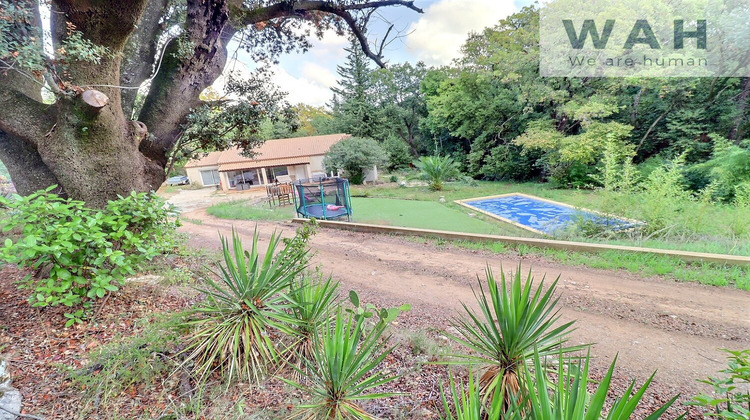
(349, 197), (518, 234)
(206, 200), (296, 221)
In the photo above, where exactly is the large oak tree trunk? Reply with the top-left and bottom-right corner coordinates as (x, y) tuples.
(0, 0), (422, 207)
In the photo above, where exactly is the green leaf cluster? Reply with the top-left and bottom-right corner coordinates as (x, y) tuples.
(0, 187), (179, 324)
(689, 349), (750, 419)
(412, 155), (464, 191)
(323, 136), (388, 185)
(179, 228), (308, 384)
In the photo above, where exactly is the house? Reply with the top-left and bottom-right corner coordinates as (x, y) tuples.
(184, 133), (351, 191)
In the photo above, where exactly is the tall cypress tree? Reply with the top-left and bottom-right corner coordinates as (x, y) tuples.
(330, 39), (382, 139)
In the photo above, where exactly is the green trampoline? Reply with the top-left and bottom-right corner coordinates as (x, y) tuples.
(293, 177), (352, 221)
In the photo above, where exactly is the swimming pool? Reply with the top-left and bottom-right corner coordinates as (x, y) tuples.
(456, 193), (642, 235)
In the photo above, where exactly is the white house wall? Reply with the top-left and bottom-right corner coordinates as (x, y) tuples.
(309, 155), (325, 173)
(185, 166), (219, 187)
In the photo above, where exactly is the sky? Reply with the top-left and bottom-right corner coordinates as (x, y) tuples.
(219, 0), (530, 107)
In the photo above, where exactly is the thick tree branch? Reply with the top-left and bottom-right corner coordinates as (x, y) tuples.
(235, 0), (422, 24)
(121, 0), (171, 117)
(234, 1), (423, 68)
(0, 131), (64, 196)
(52, 0), (150, 49)
(0, 89), (55, 144)
(138, 0), (233, 164)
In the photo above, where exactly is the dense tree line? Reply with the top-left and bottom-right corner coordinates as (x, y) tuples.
(327, 6), (749, 202)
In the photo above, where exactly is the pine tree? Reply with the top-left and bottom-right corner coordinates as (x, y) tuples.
(329, 39), (382, 139)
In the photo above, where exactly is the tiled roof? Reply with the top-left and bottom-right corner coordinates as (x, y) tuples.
(220, 158), (311, 172)
(184, 133), (349, 169)
(184, 150), (222, 168)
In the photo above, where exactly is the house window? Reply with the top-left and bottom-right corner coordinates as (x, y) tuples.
(268, 166), (288, 183)
(200, 169), (220, 186)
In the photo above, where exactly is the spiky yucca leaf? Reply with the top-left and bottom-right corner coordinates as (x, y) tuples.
(284, 309), (400, 420)
(509, 348), (681, 419)
(179, 228), (308, 384)
(286, 272), (340, 373)
(445, 265), (586, 406)
(440, 371), (504, 420)
(441, 350), (680, 419)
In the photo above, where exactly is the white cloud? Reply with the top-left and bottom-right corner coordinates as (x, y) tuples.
(301, 62), (338, 88)
(406, 0), (516, 65)
(271, 65), (333, 106)
(210, 58), (333, 107)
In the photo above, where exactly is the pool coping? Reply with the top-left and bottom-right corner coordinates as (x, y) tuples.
(454, 192), (643, 236)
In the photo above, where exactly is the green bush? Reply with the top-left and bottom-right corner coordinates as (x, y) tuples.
(284, 292), (409, 420)
(323, 136), (388, 184)
(689, 349), (750, 418)
(287, 271), (339, 372)
(687, 136), (750, 204)
(640, 154), (694, 234)
(441, 350), (679, 419)
(0, 188), (178, 325)
(383, 135), (413, 170)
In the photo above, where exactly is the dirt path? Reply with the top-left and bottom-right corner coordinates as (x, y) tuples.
(179, 209), (750, 404)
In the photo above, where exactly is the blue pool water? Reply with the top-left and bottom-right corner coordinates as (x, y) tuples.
(462, 194), (641, 235)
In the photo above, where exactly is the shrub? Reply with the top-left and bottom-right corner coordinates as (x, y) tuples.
(179, 228), (308, 384)
(383, 135), (413, 170)
(323, 136), (388, 184)
(688, 136), (750, 204)
(444, 265), (584, 408)
(284, 293), (409, 420)
(413, 155), (463, 191)
(0, 188), (178, 325)
(640, 154), (693, 234)
(441, 350), (680, 419)
(593, 136), (639, 192)
(689, 349), (750, 418)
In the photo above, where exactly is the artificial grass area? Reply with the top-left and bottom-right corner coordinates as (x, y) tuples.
(349, 197), (516, 235)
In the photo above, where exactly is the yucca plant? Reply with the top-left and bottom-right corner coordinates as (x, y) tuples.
(413, 155), (462, 191)
(179, 228), (308, 384)
(445, 265), (585, 407)
(441, 350), (680, 419)
(284, 308), (401, 420)
(512, 349), (681, 419)
(286, 271), (340, 372)
(441, 371), (504, 420)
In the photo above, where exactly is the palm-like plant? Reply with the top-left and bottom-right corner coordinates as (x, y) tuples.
(413, 155), (462, 191)
(284, 309), (400, 419)
(445, 265), (585, 407)
(441, 372), (504, 420)
(286, 272), (340, 372)
(179, 228), (308, 384)
(516, 349), (680, 419)
(441, 350), (680, 419)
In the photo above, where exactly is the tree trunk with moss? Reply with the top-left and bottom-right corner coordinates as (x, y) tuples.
(0, 0), (422, 207)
